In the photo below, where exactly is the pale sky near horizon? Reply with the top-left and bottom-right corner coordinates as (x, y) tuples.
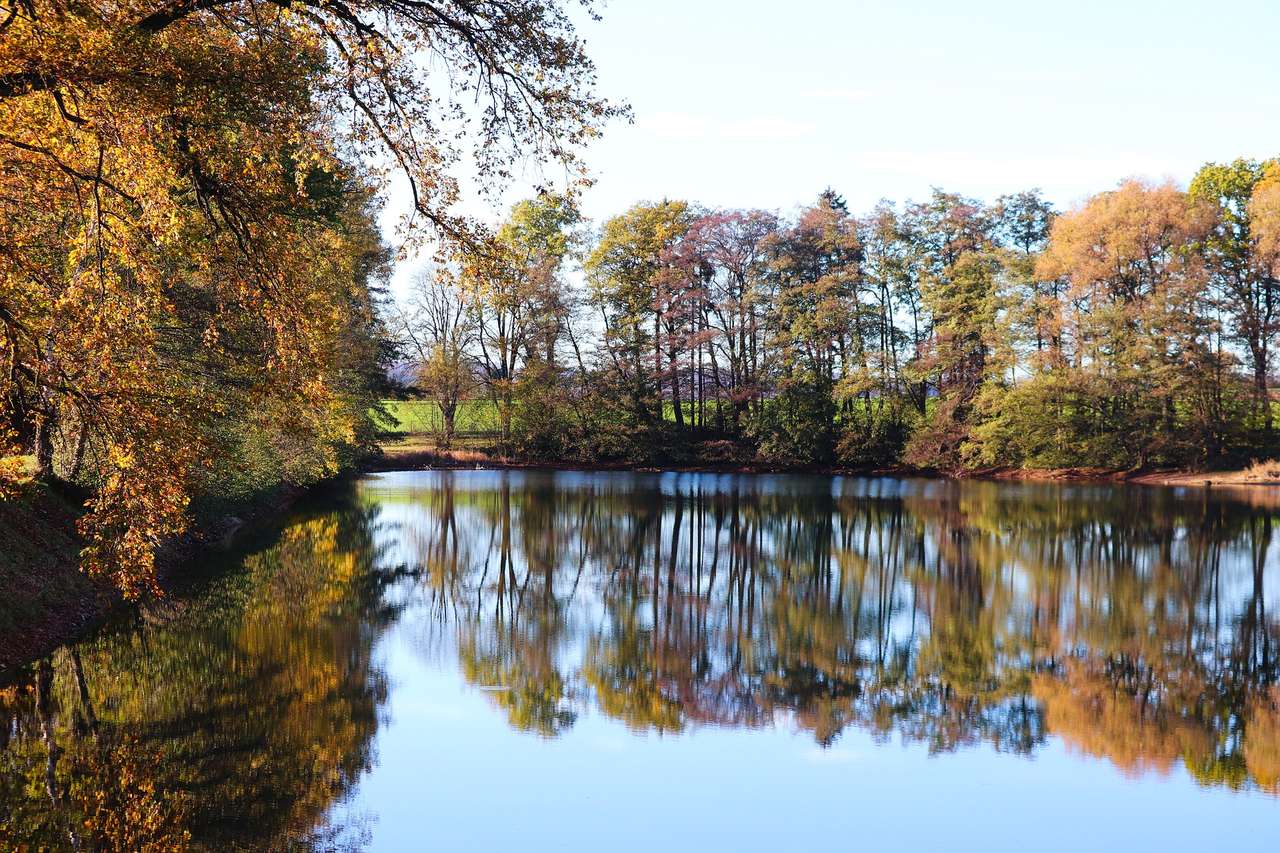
(383, 0), (1280, 294)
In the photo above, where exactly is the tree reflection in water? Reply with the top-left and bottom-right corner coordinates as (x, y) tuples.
(2, 471), (1279, 850)
(384, 472), (1280, 792)
(1, 493), (406, 851)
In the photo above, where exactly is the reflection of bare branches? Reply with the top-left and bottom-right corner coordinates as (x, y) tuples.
(35, 658), (82, 852)
(384, 471), (1280, 791)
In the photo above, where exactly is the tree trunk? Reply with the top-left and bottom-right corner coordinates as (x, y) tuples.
(441, 402), (457, 448)
(68, 420), (87, 480)
(669, 343), (684, 429)
(1255, 359), (1272, 440)
(33, 407), (55, 476)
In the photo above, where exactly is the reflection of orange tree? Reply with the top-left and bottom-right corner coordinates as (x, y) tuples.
(1031, 635), (1276, 792)
(0, 494), (398, 850)
(391, 473), (1280, 794)
(1033, 661), (1217, 780)
(583, 613), (686, 734)
(1014, 499), (1278, 790)
(1245, 689), (1280, 794)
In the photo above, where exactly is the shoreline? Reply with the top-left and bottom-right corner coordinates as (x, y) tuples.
(0, 483), (109, 678)
(0, 480), (309, 679)
(5, 450), (1278, 678)
(369, 442), (1280, 488)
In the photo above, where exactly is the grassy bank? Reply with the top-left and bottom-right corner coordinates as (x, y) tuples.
(381, 399), (502, 436)
(374, 405), (1280, 488)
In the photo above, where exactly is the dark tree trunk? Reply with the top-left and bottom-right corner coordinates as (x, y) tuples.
(33, 408), (55, 476)
(441, 401), (457, 448)
(669, 344), (684, 429)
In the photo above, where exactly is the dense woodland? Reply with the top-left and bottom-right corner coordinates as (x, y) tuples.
(403, 164), (1280, 473)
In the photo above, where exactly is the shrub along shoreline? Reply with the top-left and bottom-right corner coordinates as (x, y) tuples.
(372, 436), (1280, 485)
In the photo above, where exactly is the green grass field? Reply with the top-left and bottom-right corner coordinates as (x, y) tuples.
(379, 399), (502, 436)
(380, 398), (729, 436)
(378, 397), (894, 436)
(377, 395), (945, 440)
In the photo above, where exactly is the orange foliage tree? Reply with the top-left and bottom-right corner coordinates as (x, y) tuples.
(0, 0), (622, 595)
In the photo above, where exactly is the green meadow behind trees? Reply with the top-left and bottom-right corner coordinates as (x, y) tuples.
(397, 162), (1280, 472)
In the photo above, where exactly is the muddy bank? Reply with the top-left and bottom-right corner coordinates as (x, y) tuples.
(370, 437), (922, 477)
(373, 441), (1280, 488)
(0, 481), (309, 677)
(0, 483), (106, 675)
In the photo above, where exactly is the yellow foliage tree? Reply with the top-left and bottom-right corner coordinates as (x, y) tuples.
(0, 0), (622, 595)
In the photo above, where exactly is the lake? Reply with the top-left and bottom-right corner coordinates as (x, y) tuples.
(3, 470), (1279, 850)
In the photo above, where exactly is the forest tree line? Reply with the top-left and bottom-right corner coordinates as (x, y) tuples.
(403, 163), (1280, 471)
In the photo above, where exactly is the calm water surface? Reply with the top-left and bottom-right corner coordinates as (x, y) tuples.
(4, 471), (1280, 850)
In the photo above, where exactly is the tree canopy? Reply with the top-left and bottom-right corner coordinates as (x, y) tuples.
(411, 165), (1280, 475)
(0, 0), (622, 594)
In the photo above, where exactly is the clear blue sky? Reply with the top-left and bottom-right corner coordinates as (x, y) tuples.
(387, 0), (1280, 290)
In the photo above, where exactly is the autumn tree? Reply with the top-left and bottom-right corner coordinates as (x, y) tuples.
(981, 180), (1228, 467)
(892, 191), (998, 468)
(992, 190), (1059, 365)
(1252, 164), (1280, 277)
(672, 209), (778, 434)
(755, 190), (861, 464)
(1190, 159), (1280, 440)
(0, 0), (622, 594)
(908, 251), (1005, 468)
(585, 200), (694, 430)
(461, 192), (581, 451)
(837, 200), (920, 465)
(399, 268), (475, 446)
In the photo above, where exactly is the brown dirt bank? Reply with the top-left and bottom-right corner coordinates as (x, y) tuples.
(971, 465), (1280, 487)
(368, 441), (915, 477)
(373, 440), (1280, 491)
(0, 483), (107, 675)
(0, 481), (308, 678)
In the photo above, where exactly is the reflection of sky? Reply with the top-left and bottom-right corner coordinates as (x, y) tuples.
(343, 470), (1280, 850)
(359, 628), (1276, 853)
